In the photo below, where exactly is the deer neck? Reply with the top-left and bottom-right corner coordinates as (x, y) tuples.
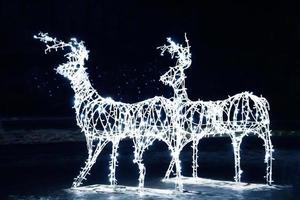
(172, 70), (188, 101)
(173, 85), (188, 101)
(69, 68), (101, 107)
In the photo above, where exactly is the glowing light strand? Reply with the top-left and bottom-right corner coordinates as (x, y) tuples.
(34, 33), (274, 194)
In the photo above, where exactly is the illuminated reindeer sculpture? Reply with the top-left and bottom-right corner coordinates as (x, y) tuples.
(158, 35), (216, 180)
(159, 35), (274, 185)
(34, 33), (191, 191)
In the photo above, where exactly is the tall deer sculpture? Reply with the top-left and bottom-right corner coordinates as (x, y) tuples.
(34, 33), (190, 191)
(159, 35), (274, 185)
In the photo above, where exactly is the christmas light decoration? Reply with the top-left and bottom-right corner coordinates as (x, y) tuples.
(158, 34), (273, 186)
(34, 33), (273, 193)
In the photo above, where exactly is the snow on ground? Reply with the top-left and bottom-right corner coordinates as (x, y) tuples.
(163, 177), (291, 191)
(69, 177), (290, 198)
(70, 184), (196, 197)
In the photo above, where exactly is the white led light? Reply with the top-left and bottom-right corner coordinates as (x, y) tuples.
(34, 32), (273, 193)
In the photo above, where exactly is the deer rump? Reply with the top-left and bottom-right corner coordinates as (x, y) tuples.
(178, 92), (270, 136)
(219, 92), (270, 132)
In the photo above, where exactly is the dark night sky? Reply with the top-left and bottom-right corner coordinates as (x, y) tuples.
(0, 0), (299, 129)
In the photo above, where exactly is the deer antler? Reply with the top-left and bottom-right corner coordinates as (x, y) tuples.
(34, 32), (70, 53)
(34, 32), (89, 68)
(157, 33), (191, 68)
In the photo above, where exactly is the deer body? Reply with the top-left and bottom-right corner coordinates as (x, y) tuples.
(159, 35), (273, 185)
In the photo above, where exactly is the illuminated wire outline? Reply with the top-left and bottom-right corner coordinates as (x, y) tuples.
(34, 33), (274, 193)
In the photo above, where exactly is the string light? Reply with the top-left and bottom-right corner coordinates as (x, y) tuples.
(34, 32), (274, 194)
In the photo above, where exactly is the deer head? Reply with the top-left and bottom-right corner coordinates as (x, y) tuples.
(160, 66), (185, 88)
(34, 32), (89, 80)
(158, 34), (191, 88)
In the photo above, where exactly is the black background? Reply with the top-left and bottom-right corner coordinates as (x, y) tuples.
(0, 0), (299, 129)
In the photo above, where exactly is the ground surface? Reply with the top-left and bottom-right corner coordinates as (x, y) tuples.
(0, 132), (299, 199)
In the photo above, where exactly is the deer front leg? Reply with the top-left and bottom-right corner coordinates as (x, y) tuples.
(172, 150), (183, 192)
(109, 139), (120, 187)
(72, 153), (93, 188)
(72, 139), (108, 188)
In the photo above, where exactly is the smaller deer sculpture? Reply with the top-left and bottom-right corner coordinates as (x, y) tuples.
(159, 35), (274, 185)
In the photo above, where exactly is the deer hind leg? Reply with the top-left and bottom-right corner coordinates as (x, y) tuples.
(164, 158), (175, 180)
(72, 138), (108, 188)
(133, 146), (146, 191)
(260, 127), (273, 185)
(109, 138), (120, 187)
(132, 136), (155, 191)
(230, 134), (243, 183)
(192, 137), (201, 178)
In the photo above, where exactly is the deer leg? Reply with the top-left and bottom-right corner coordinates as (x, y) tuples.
(231, 135), (243, 183)
(132, 137), (148, 191)
(262, 128), (274, 185)
(164, 158), (175, 180)
(192, 138), (199, 178)
(72, 139), (108, 188)
(137, 160), (146, 190)
(133, 148), (146, 191)
(109, 139), (120, 187)
(173, 150), (183, 192)
(132, 136), (156, 191)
